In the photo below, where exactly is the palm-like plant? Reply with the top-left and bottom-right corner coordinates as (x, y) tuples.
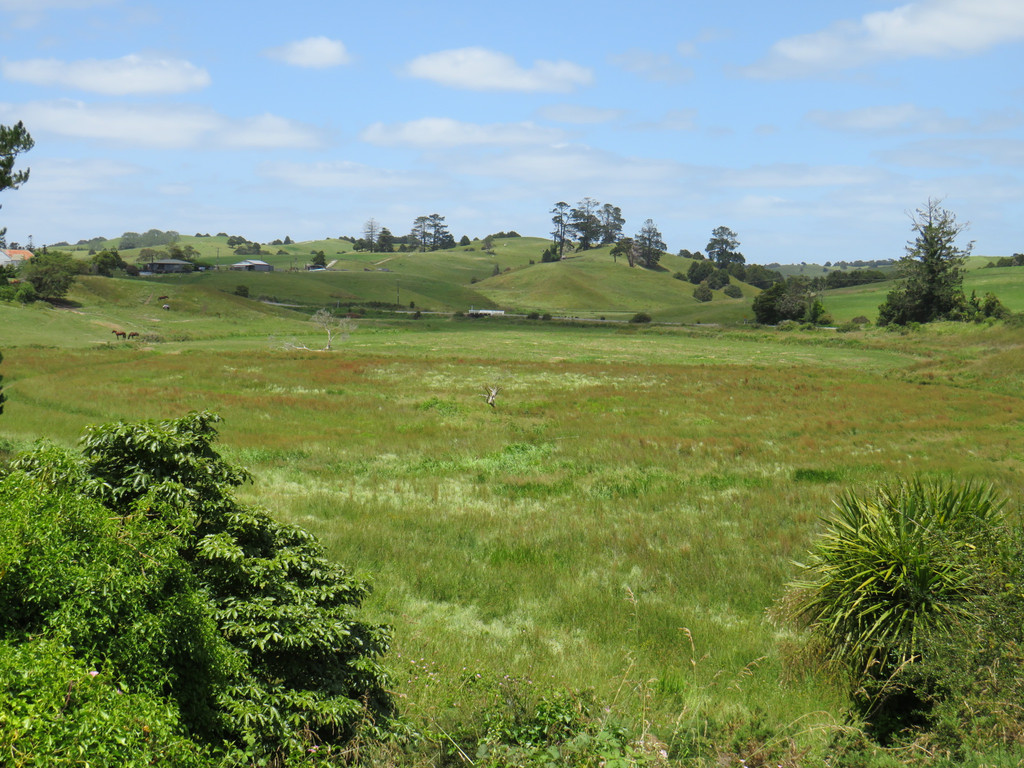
(789, 478), (1005, 682)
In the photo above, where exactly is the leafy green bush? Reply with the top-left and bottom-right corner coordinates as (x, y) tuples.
(629, 312), (652, 323)
(4, 411), (395, 763)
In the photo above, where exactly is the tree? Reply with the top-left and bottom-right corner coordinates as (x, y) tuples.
(7, 412), (394, 761)
(90, 249), (128, 277)
(634, 219), (666, 268)
(550, 201), (570, 258)
(687, 260), (716, 284)
(878, 199), (972, 325)
(377, 226), (395, 253)
(311, 308), (355, 350)
(310, 250), (327, 268)
(752, 277), (824, 324)
(427, 213), (450, 251)
(20, 250), (77, 300)
(610, 238), (632, 264)
(705, 226), (744, 269)
(363, 218), (380, 252)
(1, 121), (34, 247)
(410, 215), (430, 252)
(569, 198), (601, 251)
(598, 203), (625, 244)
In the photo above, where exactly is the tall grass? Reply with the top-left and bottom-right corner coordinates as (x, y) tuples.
(2, 303), (1023, 763)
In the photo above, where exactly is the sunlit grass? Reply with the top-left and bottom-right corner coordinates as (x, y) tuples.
(3, 302), (1024, 762)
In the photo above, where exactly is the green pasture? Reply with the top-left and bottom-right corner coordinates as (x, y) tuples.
(3, 279), (1024, 764)
(820, 261), (1024, 323)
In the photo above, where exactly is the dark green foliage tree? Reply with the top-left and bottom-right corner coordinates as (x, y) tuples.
(569, 198), (601, 251)
(310, 250), (327, 268)
(824, 268), (888, 289)
(1, 121), (34, 248)
(598, 203), (625, 244)
(378, 227), (395, 253)
(20, 250), (77, 300)
(687, 259), (716, 284)
(705, 226), (744, 268)
(693, 282), (713, 302)
(743, 263), (783, 290)
(7, 412), (394, 762)
(540, 244), (560, 263)
(459, 234), (471, 247)
(878, 200), (972, 325)
(752, 277), (823, 324)
(705, 268), (731, 290)
(90, 249), (128, 277)
(610, 238), (632, 264)
(723, 283), (743, 299)
(634, 219), (665, 268)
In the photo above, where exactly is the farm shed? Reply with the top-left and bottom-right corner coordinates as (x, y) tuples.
(230, 259), (274, 272)
(140, 258), (194, 274)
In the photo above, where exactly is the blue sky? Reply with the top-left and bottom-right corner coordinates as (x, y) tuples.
(1, 0), (1022, 263)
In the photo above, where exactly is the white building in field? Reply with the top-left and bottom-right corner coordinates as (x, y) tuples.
(230, 259), (274, 272)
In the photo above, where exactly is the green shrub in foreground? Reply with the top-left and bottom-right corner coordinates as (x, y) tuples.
(3, 411), (395, 764)
(787, 478), (1019, 745)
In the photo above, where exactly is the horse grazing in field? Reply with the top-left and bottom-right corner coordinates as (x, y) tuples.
(112, 329), (127, 339)
(127, 331), (140, 339)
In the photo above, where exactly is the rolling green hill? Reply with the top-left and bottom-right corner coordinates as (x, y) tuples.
(44, 234), (1024, 325)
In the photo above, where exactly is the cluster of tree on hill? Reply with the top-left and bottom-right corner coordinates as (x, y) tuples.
(984, 253), (1024, 268)
(549, 198), (625, 258)
(118, 228), (179, 250)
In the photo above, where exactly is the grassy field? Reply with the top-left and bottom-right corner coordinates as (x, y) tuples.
(3, 273), (1024, 764)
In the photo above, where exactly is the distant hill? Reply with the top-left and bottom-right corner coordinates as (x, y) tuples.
(41, 234), (1024, 324)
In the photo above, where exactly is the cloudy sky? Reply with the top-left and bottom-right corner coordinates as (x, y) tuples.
(1, 0), (1022, 263)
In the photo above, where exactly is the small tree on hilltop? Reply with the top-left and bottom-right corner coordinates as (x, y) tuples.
(878, 199), (973, 325)
(706, 225), (744, 269)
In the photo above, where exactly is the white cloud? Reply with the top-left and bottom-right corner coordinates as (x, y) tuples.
(1, 54), (210, 95)
(23, 156), (140, 193)
(535, 104), (625, 124)
(442, 145), (682, 192)
(405, 47), (592, 92)
(632, 109), (698, 131)
(260, 160), (428, 189)
(263, 36), (351, 68)
(361, 118), (563, 149)
(878, 137), (1024, 167)
(807, 104), (970, 134)
(222, 114), (322, 149)
(718, 164), (885, 188)
(0, 100), (322, 149)
(608, 49), (692, 83)
(745, 0), (1024, 77)
(0, 0), (115, 8)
